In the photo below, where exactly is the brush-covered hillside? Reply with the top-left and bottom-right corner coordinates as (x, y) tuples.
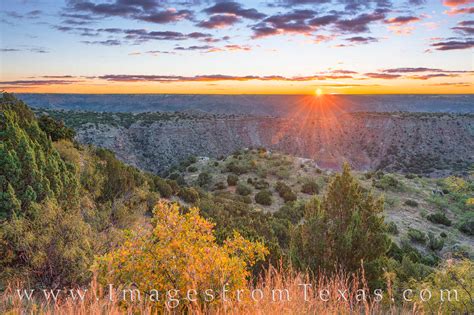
(176, 148), (474, 260)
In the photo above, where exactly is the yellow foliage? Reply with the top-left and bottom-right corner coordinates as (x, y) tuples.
(53, 140), (82, 168)
(412, 259), (474, 314)
(94, 201), (268, 307)
(443, 176), (467, 193)
(466, 198), (474, 206)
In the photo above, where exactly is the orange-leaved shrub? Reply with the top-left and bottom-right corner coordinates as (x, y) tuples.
(93, 201), (268, 308)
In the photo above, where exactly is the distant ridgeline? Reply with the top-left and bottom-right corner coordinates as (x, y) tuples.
(17, 94), (474, 115)
(37, 107), (474, 177)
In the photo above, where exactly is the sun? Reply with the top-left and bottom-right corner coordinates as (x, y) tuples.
(315, 88), (323, 97)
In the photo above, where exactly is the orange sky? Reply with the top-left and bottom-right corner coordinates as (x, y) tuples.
(4, 80), (473, 94)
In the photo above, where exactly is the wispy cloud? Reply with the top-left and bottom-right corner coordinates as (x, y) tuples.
(430, 39), (474, 50)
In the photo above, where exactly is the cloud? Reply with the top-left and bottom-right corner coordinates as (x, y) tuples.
(442, 0), (474, 15)
(251, 25), (280, 38)
(345, 36), (378, 43)
(335, 11), (386, 33)
(407, 73), (459, 80)
(0, 47), (49, 53)
(365, 72), (401, 79)
(82, 39), (122, 46)
(28, 10), (42, 17)
(0, 80), (80, 86)
(203, 1), (266, 20)
(430, 39), (474, 50)
(37, 75), (76, 78)
(138, 9), (193, 24)
(251, 9), (317, 38)
(281, 0), (391, 12)
(329, 69), (358, 74)
(62, 19), (94, 25)
(3, 10), (42, 19)
(408, 0), (426, 5)
(54, 25), (215, 43)
(314, 34), (336, 43)
(117, 0), (164, 11)
(379, 68), (472, 79)
(97, 73), (358, 82)
(452, 20), (474, 35)
(122, 29), (212, 42)
(175, 45), (214, 51)
(428, 82), (472, 87)
(197, 14), (240, 29)
(65, 0), (192, 24)
(382, 67), (443, 73)
(212, 44), (252, 52)
(445, 6), (474, 15)
(308, 15), (339, 26)
(384, 16), (420, 25)
(443, 0), (473, 7)
(175, 44), (252, 53)
(129, 50), (176, 56)
(68, 1), (142, 16)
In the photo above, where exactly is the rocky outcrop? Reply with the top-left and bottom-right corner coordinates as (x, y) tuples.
(74, 112), (474, 176)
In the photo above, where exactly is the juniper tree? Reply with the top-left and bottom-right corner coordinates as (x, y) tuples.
(290, 163), (390, 285)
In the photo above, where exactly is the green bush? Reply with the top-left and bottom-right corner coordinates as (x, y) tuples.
(187, 155), (197, 164)
(375, 174), (401, 191)
(197, 172), (212, 187)
(386, 221), (399, 235)
(407, 228), (426, 244)
(275, 182), (297, 202)
(227, 174), (239, 186)
(290, 164), (390, 286)
(255, 190), (272, 206)
(273, 202), (305, 224)
(458, 220), (474, 236)
(253, 179), (269, 190)
(301, 181), (319, 195)
(235, 195), (252, 204)
(168, 173), (186, 185)
(426, 212), (452, 226)
(404, 199), (419, 207)
(213, 181), (226, 190)
(428, 232), (444, 251)
(178, 187), (199, 203)
(226, 161), (249, 175)
(236, 183), (252, 196)
(154, 177), (173, 198)
(38, 114), (76, 142)
(187, 166), (198, 172)
(166, 179), (180, 194)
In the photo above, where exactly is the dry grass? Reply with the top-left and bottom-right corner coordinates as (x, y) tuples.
(1, 266), (417, 314)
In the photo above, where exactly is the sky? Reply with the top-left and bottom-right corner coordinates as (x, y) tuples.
(0, 0), (473, 94)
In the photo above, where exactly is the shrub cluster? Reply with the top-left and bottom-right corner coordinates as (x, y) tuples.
(227, 174), (239, 186)
(407, 228), (426, 244)
(178, 187), (200, 203)
(275, 182), (297, 202)
(426, 212), (452, 226)
(404, 199), (419, 207)
(301, 180), (319, 195)
(255, 190), (272, 206)
(236, 183), (252, 196)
